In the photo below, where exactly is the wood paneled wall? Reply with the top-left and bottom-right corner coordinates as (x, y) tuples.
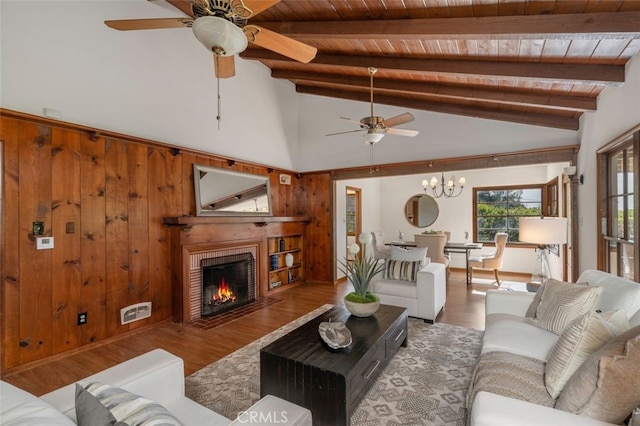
(0, 111), (334, 370)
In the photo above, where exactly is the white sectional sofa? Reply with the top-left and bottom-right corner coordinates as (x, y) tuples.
(1, 348), (311, 426)
(468, 270), (640, 426)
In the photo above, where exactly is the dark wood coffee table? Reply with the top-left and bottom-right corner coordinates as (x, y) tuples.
(260, 304), (408, 425)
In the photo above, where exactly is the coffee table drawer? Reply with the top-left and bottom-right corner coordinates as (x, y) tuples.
(349, 343), (385, 403)
(386, 317), (407, 358)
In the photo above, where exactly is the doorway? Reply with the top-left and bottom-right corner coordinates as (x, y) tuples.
(346, 187), (362, 260)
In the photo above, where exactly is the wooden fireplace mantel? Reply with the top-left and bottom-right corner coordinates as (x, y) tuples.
(162, 216), (311, 227)
(163, 215), (311, 323)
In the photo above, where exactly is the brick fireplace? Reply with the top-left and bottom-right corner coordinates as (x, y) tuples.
(188, 246), (257, 322)
(163, 215), (310, 324)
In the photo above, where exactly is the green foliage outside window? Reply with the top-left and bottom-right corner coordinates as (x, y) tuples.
(476, 188), (542, 242)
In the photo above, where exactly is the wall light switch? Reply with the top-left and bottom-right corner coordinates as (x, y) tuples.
(36, 237), (54, 250)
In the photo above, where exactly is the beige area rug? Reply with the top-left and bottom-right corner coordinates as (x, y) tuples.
(185, 304), (484, 425)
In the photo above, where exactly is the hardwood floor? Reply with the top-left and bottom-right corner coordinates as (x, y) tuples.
(1, 269), (527, 397)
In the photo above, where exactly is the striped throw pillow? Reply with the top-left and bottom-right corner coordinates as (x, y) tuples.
(75, 382), (182, 426)
(384, 260), (422, 282)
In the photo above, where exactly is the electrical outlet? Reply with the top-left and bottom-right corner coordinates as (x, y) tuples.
(77, 312), (87, 325)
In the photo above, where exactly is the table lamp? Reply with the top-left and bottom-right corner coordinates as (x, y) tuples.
(519, 217), (568, 285)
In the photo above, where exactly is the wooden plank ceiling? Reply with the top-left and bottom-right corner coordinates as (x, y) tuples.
(239, 0), (640, 131)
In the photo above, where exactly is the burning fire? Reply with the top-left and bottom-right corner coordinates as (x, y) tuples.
(212, 278), (236, 304)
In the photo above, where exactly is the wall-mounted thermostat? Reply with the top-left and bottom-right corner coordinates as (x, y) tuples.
(36, 237), (54, 250)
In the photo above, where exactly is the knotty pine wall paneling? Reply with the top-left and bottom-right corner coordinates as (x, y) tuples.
(297, 172), (333, 284)
(1, 111), (336, 370)
(2, 118), (21, 369)
(19, 122), (54, 364)
(105, 139), (130, 337)
(51, 128), (82, 354)
(79, 133), (107, 345)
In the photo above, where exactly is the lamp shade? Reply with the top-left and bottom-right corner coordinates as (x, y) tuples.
(192, 16), (248, 56)
(519, 217), (568, 245)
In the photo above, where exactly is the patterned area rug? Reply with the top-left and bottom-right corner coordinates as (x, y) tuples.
(185, 304), (484, 425)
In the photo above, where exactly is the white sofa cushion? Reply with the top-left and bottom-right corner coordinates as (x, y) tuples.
(0, 381), (75, 426)
(544, 310), (630, 398)
(577, 270), (640, 319)
(482, 313), (559, 361)
(374, 278), (417, 298)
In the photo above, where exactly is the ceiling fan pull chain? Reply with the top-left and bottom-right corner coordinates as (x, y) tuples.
(216, 71), (222, 130)
(369, 142), (374, 174)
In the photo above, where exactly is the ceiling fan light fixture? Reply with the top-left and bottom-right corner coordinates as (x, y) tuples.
(192, 16), (247, 56)
(363, 131), (384, 144)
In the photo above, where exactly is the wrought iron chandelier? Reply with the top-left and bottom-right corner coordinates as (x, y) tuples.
(422, 172), (466, 198)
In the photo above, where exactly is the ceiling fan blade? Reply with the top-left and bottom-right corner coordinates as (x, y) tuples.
(243, 0), (280, 17)
(165, 0), (195, 17)
(244, 25), (317, 63)
(340, 117), (365, 126)
(104, 18), (191, 31)
(326, 129), (363, 137)
(386, 127), (419, 137)
(214, 55), (236, 78)
(382, 112), (415, 128)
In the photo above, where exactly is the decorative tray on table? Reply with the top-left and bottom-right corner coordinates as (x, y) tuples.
(318, 320), (352, 349)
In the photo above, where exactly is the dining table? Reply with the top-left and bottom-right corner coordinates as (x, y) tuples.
(387, 240), (483, 285)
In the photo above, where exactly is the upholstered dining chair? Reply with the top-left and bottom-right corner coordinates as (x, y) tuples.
(414, 233), (449, 273)
(468, 232), (508, 285)
(371, 231), (391, 260)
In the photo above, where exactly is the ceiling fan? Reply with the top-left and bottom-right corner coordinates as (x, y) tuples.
(104, 0), (317, 78)
(326, 67), (419, 144)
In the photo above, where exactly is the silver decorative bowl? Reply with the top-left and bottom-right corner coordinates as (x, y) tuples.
(319, 321), (352, 349)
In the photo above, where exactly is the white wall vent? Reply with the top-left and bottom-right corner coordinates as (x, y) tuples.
(120, 302), (152, 325)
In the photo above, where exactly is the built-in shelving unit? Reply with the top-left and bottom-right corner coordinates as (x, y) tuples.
(268, 235), (304, 290)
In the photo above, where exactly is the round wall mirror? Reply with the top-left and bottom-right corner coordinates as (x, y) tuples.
(404, 194), (439, 227)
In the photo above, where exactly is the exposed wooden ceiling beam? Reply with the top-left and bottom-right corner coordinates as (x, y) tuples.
(241, 50), (625, 85)
(256, 11), (640, 40)
(296, 85), (579, 130)
(270, 69), (597, 112)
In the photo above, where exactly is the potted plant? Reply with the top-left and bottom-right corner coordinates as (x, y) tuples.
(339, 233), (386, 317)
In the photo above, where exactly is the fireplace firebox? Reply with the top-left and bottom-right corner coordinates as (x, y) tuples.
(201, 253), (256, 317)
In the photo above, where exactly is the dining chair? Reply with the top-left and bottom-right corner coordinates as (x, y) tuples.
(414, 233), (450, 273)
(371, 231), (391, 260)
(468, 232), (508, 285)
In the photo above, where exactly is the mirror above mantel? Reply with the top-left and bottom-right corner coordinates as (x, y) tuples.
(193, 164), (272, 216)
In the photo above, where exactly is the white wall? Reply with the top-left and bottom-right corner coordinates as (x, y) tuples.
(577, 53), (640, 272)
(0, 1), (299, 169)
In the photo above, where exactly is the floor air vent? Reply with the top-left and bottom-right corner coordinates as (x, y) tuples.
(120, 302), (152, 325)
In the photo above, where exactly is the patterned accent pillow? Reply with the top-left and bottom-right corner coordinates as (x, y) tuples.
(555, 325), (640, 424)
(384, 259), (422, 282)
(75, 382), (182, 426)
(524, 279), (601, 335)
(545, 310), (630, 398)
